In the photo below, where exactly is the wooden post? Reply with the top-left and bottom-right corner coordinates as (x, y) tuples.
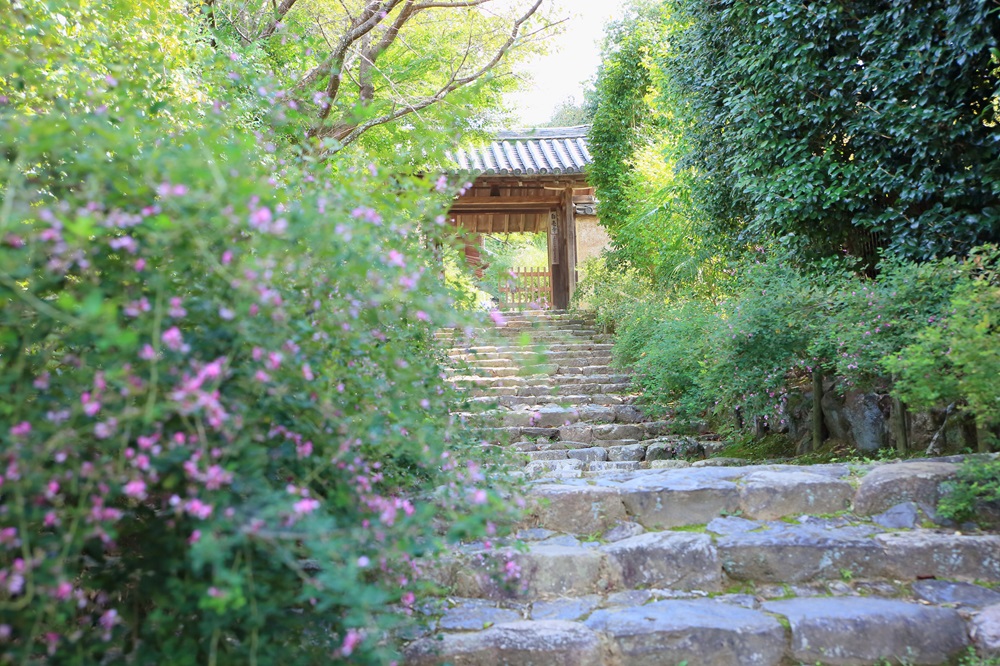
(890, 374), (909, 455)
(811, 368), (824, 453)
(551, 194), (571, 310)
(565, 187), (578, 305)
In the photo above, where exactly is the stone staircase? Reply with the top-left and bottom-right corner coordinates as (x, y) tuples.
(411, 311), (1000, 665)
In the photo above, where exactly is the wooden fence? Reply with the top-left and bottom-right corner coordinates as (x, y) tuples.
(498, 267), (551, 310)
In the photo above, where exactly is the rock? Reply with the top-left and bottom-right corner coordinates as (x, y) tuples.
(717, 523), (884, 583)
(583, 600), (785, 666)
(843, 390), (889, 453)
(537, 535), (581, 547)
(643, 442), (675, 461)
(602, 521), (645, 542)
(821, 390), (852, 442)
(853, 461), (958, 515)
(512, 440), (538, 452)
(455, 544), (611, 600)
(613, 405), (646, 423)
(643, 420), (672, 437)
(521, 427), (559, 439)
(527, 484), (627, 535)
(537, 440), (590, 451)
(619, 468), (740, 529)
(706, 516), (763, 536)
(912, 580), (1000, 608)
(971, 603), (1000, 658)
(876, 532), (1000, 581)
(592, 423), (644, 441)
(437, 599), (523, 631)
(533, 406), (579, 428)
(601, 532), (722, 591)
(576, 405), (615, 423)
(531, 596), (600, 622)
(516, 528), (556, 541)
(603, 589), (652, 608)
(871, 502), (921, 529)
(607, 444), (646, 462)
(648, 459), (690, 469)
(558, 424), (592, 444)
(587, 461), (640, 473)
(527, 450), (566, 461)
(524, 459), (584, 477)
(404, 620), (605, 666)
(738, 470), (854, 520)
(566, 447), (607, 463)
(763, 597), (968, 665)
(692, 457), (747, 467)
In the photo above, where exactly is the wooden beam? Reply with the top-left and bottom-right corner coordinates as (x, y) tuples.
(451, 195), (562, 208)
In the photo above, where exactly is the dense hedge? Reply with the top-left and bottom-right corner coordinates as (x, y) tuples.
(662, 0), (1000, 263)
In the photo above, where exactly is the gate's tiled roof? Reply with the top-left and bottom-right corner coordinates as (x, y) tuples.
(451, 125), (592, 176)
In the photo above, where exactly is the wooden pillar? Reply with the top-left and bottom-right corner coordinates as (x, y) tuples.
(550, 189), (575, 310)
(565, 187), (578, 303)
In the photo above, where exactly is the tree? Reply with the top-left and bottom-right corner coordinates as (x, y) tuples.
(544, 95), (592, 127)
(209, 0), (558, 151)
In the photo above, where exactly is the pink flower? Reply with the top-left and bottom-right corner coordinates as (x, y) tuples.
(139, 344), (156, 360)
(168, 297), (186, 318)
(386, 250), (405, 268)
(293, 498), (320, 515)
(489, 310), (507, 327)
(134, 258), (146, 271)
(161, 327), (186, 352)
(357, 556), (370, 568)
(9, 422), (30, 438)
(123, 479), (147, 500)
(302, 363), (314, 381)
(434, 175), (448, 192)
(340, 629), (363, 657)
(472, 489), (488, 505)
(415, 310), (429, 322)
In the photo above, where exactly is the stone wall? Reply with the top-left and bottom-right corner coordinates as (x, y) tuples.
(576, 216), (611, 264)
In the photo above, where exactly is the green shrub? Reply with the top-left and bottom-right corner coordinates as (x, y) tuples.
(0, 3), (508, 664)
(938, 458), (1000, 524)
(887, 246), (1000, 431)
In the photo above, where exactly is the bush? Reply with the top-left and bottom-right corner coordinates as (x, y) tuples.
(887, 246), (1000, 431)
(0, 3), (507, 664)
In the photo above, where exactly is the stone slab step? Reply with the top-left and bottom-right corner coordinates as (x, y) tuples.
(449, 343), (613, 354)
(451, 374), (631, 388)
(469, 383), (632, 398)
(521, 461), (969, 533)
(405, 596), (976, 665)
(443, 526), (1000, 601)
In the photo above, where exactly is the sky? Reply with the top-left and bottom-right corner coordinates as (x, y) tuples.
(505, 0), (629, 127)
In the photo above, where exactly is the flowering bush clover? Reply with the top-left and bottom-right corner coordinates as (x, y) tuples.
(0, 3), (514, 664)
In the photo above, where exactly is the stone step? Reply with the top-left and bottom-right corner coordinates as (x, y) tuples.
(523, 460), (966, 533)
(459, 364), (615, 378)
(449, 343), (614, 354)
(468, 394), (630, 408)
(471, 381), (631, 396)
(453, 356), (612, 370)
(405, 594), (979, 666)
(462, 405), (655, 429)
(451, 374), (631, 388)
(449, 350), (613, 363)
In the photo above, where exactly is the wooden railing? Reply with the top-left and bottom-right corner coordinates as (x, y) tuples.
(498, 267), (551, 310)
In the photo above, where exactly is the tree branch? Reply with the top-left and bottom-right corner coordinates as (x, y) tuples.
(259, 0), (299, 40)
(328, 0), (545, 149)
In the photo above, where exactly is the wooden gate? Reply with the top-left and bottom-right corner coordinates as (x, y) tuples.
(498, 267), (551, 310)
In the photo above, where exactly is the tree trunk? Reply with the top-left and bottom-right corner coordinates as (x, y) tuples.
(811, 368), (824, 453)
(891, 396), (908, 456)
